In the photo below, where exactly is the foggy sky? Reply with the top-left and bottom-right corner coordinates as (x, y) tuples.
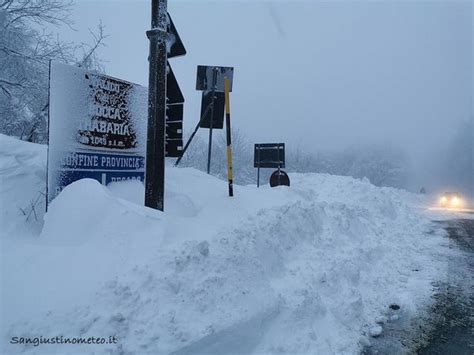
(64, 0), (472, 185)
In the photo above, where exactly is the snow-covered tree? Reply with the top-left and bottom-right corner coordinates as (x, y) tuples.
(0, 0), (105, 142)
(178, 128), (255, 185)
(286, 143), (411, 189)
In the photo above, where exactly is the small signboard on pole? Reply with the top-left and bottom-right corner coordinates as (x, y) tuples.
(175, 66), (234, 176)
(254, 143), (285, 169)
(254, 143), (286, 187)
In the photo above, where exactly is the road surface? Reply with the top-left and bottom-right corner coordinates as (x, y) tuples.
(362, 218), (473, 355)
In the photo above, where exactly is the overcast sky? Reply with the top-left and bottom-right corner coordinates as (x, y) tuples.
(64, 0), (472, 177)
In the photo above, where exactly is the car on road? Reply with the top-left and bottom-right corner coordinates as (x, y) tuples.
(439, 192), (464, 209)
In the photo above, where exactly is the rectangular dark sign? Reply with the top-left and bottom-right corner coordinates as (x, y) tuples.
(196, 65), (234, 92)
(166, 139), (183, 158)
(254, 143), (285, 168)
(165, 104), (183, 156)
(166, 121), (183, 140)
(166, 103), (183, 122)
(199, 91), (225, 129)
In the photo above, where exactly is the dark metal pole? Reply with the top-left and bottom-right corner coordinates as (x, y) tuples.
(224, 77), (233, 197)
(207, 67), (218, 175)
(145, 0), (168, 211)
(257, 146), (261, 188)
(278, 144), (281, 186)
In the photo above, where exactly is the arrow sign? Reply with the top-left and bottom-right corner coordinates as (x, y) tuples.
(167, 13), (186, 58)
(167, 62), (184, 105)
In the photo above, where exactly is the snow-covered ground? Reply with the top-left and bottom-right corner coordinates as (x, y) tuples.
(0, 135), (460, 354)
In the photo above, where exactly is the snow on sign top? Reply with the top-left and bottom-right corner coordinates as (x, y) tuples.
(167, 13), (186, 58)
(47, 61), (148, 206)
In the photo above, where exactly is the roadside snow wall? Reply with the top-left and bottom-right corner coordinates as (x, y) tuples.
(1, 135), (450, 354)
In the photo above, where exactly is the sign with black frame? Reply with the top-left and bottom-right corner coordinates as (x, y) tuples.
(254, 143), (286, 187)
(254, 143), (285, 168)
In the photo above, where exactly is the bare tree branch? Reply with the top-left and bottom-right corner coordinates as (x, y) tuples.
(3, 0), (74, 28)
(78, 21), (107, 69)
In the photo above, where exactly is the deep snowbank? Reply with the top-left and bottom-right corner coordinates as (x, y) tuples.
(1, 136), (452, 354)
(0, 134), (46, 238)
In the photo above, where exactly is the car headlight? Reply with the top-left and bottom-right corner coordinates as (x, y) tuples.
(451, 196), (461, 207)
(440, 196), (448, 204)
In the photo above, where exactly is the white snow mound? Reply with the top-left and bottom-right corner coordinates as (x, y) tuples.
(1, 136), (451, 355)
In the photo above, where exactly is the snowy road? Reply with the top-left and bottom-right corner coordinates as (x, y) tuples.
(364, 217), (474, 355)
(417, 218), (473, 354)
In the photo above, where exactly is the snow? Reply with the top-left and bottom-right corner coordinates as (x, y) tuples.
(0, 135), (458, 354)
(368, 325), (383, 338)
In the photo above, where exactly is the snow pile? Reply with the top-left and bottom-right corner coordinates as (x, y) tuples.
(0, 134), (46, 238)
(1, 136), (451, 354)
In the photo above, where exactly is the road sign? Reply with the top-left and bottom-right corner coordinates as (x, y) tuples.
(165, 104), (183, 157)
(254, 143), (285, 168)
(195, 65), (234, 174)
(270, 170), (290, 187)
(166, 103), (183, 122)
(167, 13), (186, 58)
(165, 139), (183, 158)
(167, 62), (184, 105)
(48, 62), (148, 207)
(199, 91), (225, 129)
(166, 120), (182, 140)
(196, 65), (234, 92)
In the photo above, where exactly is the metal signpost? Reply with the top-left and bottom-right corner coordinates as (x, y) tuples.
(206, 67), (218, 174)
(145, 0), (168, 211)
(224, 78), (234, 197)
(145, 1), (186, 211)
(196, 66), (234, 174)
(254, 143), (288, 187)
(175, 65), (234, 172)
